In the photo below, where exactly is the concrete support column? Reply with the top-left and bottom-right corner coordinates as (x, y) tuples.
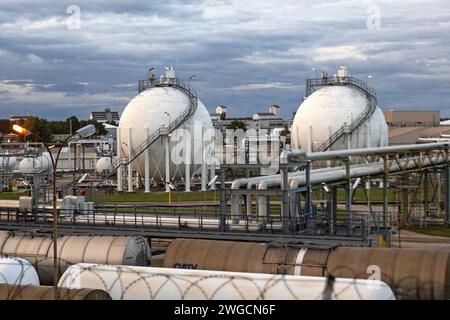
(144, 127), (150, 193)
(445, 152), (450, 224)
(257, 194), (267, 221)
(200, 126), (207, 192)
(246, 194), (252, 217)
(165, 134), (170, 193)
(437, 172), (442, 217)
(127, 127), (133, 192)
(327, 124), (332, 165)
(400, 175), (409, 227)
(308, 124), (313, 152)
(383, 155), (389, 231)
(185, 128), (191, 192)
(219, 167), (227, 231)
(231, 194), (241, 223)
(328, 186), (335, 236)
(210, 164), (216, 191)
(135, 171), (140, 190)
(117, 127), (123, 191)
(423, 171), (429, 215)
(289, 193), (297, 219)
(344, 158), (352, 233)
(68, 143), (72, 172)
(281, 164), (290, 233)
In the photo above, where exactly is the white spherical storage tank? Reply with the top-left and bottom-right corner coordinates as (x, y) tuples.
(291, 85), (388, 152)
(58, 263), (395, 300)
(118, 82), (213, 186)
(0, 156), (16, 170)
(96, 157), (117, 174)
(18, 152), (52, 174)
(0, 257), (40, 286)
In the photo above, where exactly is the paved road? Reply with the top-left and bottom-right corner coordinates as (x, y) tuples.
(391, 229), (450, 249)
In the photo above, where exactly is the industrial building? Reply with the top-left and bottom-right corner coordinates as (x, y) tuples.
(384, 110), (450, 145)
(89, 108), (120, 125)
(211, 104), (290, 133)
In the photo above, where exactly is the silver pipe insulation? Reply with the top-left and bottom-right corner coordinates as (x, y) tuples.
(233, 153), (449, 219)
(281, 142), (449, 163)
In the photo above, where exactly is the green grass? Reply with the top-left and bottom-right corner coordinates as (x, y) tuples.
(0, 192), (27, 200)
(151, 259), (164, 267)
(405, 226), (450, 238)
(87, 191), (219, 203)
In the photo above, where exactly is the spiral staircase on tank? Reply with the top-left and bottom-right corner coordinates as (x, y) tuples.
(102, 79), (199, 180)
(304, 76), (378, 152)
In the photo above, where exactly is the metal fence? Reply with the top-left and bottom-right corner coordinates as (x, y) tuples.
(0, 206), (370, 240)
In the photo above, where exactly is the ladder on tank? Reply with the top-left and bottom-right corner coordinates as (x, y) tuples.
(103, 81), (198, 180)
(305, 77), (378, 152)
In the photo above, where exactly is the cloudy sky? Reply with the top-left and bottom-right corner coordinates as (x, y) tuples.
(0, 0), (449, 120)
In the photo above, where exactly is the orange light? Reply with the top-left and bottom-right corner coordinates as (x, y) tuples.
(12, 124), (28, 135)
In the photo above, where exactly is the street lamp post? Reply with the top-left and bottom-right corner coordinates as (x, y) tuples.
(13, 124), (96, 300)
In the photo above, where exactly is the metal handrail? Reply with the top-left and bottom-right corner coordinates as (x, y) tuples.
(305, 76), (377, 103)
(306, 76), (378, 152)
(103, 80), (198, 179)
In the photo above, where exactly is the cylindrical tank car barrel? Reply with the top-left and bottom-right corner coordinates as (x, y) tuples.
(163, 238), (450, 300)
(0, 284), (111, 300)
(58, 263), (394, 300)
(0, 231), (150, 285)
(0, 257), (40, 286)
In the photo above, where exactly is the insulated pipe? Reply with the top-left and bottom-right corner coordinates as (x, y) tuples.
(250, 155), (446, 220)
(243, 175), (298, 218)
(236, 166), (360, 220)
(282, 142), (449, 163)
(231, 174), (288, 221)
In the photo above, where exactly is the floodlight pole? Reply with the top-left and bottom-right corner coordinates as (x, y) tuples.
(13, 124), (95, 300)
(27, 132), (75, 300)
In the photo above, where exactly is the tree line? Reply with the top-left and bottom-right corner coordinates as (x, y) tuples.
(0, 116), (108, 142)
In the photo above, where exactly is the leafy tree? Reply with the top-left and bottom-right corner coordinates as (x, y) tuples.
(80, 119), (106, 136)
(66, 116), (80, 133)
(0, 119), (12, 133)
(280, 126), (291, 145)
(23, 116), (52, 141)
(226, 120), (247, 131)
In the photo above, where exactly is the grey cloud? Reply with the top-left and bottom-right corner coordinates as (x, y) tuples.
(0, 0), (449, 120)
